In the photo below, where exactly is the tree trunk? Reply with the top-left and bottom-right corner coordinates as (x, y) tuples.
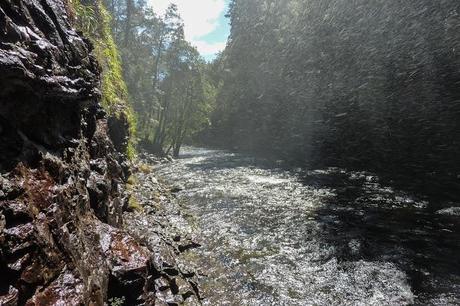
(124, 0), (134, 47)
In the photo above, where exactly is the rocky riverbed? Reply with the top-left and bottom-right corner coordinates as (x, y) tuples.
(121, 155), (203, 305)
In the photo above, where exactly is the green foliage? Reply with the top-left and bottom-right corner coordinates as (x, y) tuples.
(204, 0), (460, 190)
(126, 175), (139, 190)
(71, 0), (98, 34)
(104, 1), (216, 156)
(128, 195), (143, 212)
(138, 163), (151, 173)
(70, 0), (137, 159)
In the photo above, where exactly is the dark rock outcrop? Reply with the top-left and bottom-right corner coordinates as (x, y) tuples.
(0, 0), (199, 304)
(108, 112), (130, 155)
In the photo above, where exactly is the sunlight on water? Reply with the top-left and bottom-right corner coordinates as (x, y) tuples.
(155, 147), (460, 306)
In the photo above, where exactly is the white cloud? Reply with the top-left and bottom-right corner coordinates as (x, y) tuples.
(148, 0), (227, 56)
(193, 40), (226, 55)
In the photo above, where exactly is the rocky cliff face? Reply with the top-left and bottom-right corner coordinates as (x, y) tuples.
(0, 1), (199, 304)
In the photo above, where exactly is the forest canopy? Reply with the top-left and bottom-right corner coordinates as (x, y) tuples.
(102, 0), (216, 157)
(84, 0), (459, 194)
(202, 0), (460, 195)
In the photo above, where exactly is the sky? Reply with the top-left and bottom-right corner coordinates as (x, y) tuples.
(148, 0), (231, 61)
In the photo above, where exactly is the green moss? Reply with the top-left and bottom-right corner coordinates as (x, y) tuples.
(138, 163), (151, 174)
(126, 175), (139, 190)
(70, 0), (137, 159)
(128, 195), (143, 212)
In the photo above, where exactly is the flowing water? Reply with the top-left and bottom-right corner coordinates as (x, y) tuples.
(154, 147), (460, 306)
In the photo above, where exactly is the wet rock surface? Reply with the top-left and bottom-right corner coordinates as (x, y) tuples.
(155, 147), (460, 306)
(123, 155), (202, 305)
(0, 1), (200, 304)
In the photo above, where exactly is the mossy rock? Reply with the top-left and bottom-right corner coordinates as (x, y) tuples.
(127, 195), (143, 212)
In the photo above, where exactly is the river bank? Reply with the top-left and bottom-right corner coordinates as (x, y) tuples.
(121, 154), (203, 305)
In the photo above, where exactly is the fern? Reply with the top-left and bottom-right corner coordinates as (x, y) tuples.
(70, 0), (98, 35)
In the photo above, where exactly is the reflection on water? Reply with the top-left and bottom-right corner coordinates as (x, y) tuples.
(155, 147), (460, 305)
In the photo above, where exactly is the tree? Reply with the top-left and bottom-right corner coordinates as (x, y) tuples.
(103, 1), (216, 156)
(203, 0), (460, 194)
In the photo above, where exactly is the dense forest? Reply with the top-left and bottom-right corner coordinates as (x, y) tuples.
(101, 0), (216, 157)
(98, 0), (460, 196)
(203, 0), (460, 195)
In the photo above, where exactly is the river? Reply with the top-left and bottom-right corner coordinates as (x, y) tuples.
(153, 147), (460, 306)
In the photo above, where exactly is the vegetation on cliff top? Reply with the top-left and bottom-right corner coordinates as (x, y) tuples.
(70, 0), (217, 158)
(71, 0), (137, 159)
